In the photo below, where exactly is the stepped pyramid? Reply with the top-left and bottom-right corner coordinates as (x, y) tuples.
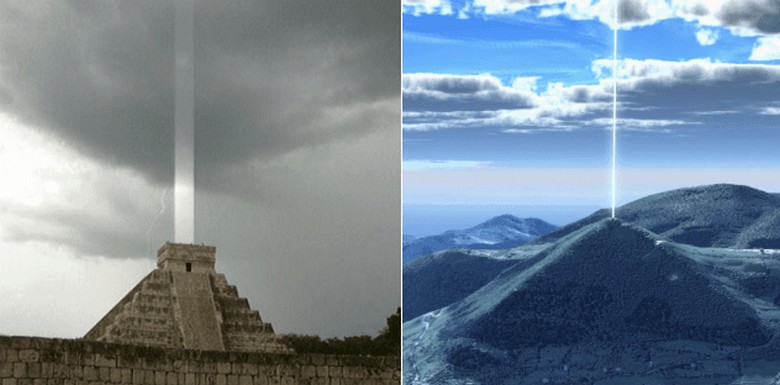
(84, 242), (290, 353)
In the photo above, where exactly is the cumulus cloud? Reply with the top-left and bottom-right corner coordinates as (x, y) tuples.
(403, 0), (454, 15)
(750, 36), (780, 60)
(405, 0), (780, 51)
(404, 58), (780, 133)
(696, 28), (719, 45)
(403, 73), (538, 112)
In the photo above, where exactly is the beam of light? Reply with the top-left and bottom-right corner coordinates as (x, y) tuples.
(175, 0), (194, 243)
(611, 0), (618, 219)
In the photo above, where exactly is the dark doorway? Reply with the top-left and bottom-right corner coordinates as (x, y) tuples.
(186, 262), (192, 272)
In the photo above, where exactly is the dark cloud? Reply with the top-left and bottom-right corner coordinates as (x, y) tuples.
(194, 0), (400, 189)
(717, 0), (780, 35)
(0, 0), (400, 187)
(1, 0), (401, 337)
(403, 73), (536, 113)
(404, 60), (780, 133)
(0, 1), (175, 183)
(618, 0), (652, 23)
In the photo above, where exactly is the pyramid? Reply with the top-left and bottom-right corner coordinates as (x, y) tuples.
(83, 242), (290, 353)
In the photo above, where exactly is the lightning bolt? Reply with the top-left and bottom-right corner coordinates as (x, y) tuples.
(147, 187), (169, 256)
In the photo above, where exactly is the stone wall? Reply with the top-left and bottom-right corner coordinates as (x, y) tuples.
(0, 337), (399, 385)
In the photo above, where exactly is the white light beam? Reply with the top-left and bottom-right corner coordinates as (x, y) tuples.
(175, 0), (194, 243)
(611, 0), (618, 219)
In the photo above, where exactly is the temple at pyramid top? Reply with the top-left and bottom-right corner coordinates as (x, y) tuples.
(84, 243), (290, 353)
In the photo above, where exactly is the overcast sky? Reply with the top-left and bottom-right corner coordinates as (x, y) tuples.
(0, 0), (400, 338)
(403, 0), (780, 214)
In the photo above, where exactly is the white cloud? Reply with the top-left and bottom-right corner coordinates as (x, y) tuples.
(403, 0), (453, 15)
(404, 58), (780, 133)
(696, 28), (719, 45)
(406, 0), (780, 60)
(750, 37), (780, 61)
(0, 112), (172, 258)
(760, 106), (780, 115)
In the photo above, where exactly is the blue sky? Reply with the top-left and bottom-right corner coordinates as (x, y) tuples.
(403, 0), (780, 227)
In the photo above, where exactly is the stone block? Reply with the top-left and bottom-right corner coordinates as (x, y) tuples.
(132, 369), (144, 385)
(217, 363), (231, 375)
(280, 377), (294, 385)
(238, 364), (256, 376)
(82, 354), (95, 367)
(18, 350), (39, 363)
(99, 367), (110, 381)
(300, 366), (315, 378)
(239, 376), (252, 385)
(144, 370), (156, 385)
(5, 350), (19, 363)
(51, 363), (68, 378)
(13, 363), (26, 378)
(227, 374), (238, 385)
(121, 369), (132, 383)
(215, 374), (226, 385)
(251, 376), (268, 385)
(315, 367), (327, 379)
(327, 379), (340, 385)
(312, 378), (328, 385)
(155, 371), (166, 385)
(17, 380), (31, 385)
(32, 379), (45, 385)
(68, 365), (82, 380)
(166, 372), (177, 385)
(203, 362), (217, 374)
(27, 363), (41, 378)
(84, 366), (98, 381)
(109, 368), (121, 383)
(96, 355), (116, 368)
(327, 367), (341, 379)
(38, 363), (52, 379)
(324, 358), (339, 367)
(2, 379), (17, 385)
(184, 373), (195, 385)
(0, 362), (14, 377)
(277, 366), (298, 378)
(342, 367), (367, 380)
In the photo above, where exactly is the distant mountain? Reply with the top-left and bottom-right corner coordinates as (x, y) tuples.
(403, 250), (516, 322)
(402, 234), (417, 246)
(404, 219), (780, 385)
(404, 185), (780, 324)
(402, 215), (558, 264)
(538, 184), (780, 248)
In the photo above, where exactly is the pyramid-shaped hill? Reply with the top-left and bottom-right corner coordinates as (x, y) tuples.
(537, 184), (780, 248)
(84, 242), (290, 353)
(405, 219), (780, 384)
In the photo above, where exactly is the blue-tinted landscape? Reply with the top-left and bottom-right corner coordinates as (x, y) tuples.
(402, 0), (780, 383)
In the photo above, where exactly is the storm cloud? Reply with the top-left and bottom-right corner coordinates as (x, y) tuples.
(406, 0), (780, 48)
(0, 0), (400, 338)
